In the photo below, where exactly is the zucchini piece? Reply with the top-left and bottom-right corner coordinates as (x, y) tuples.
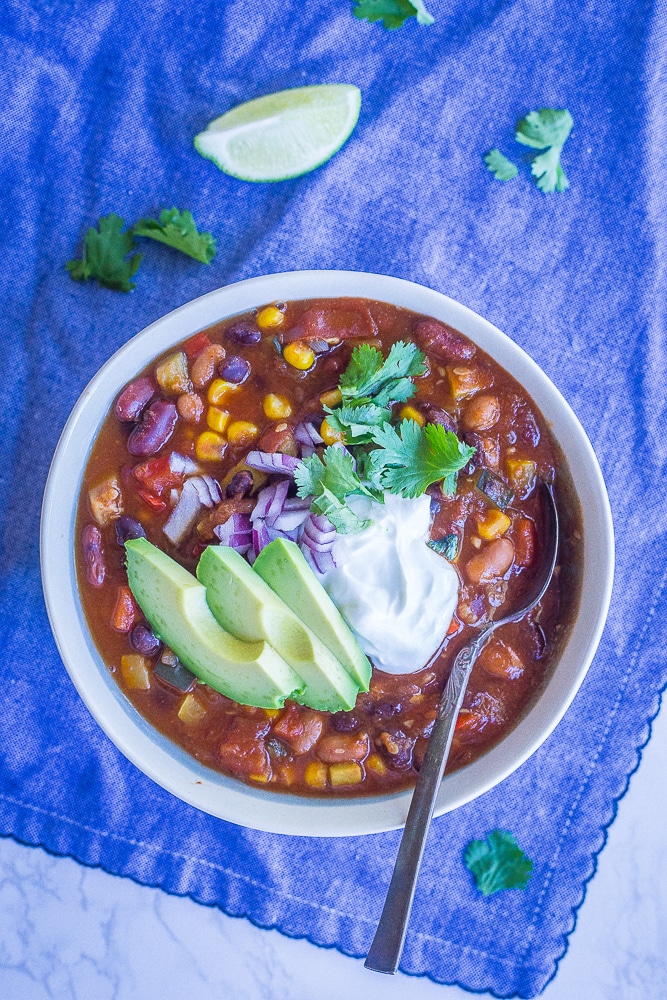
(476, 469), (514, 511)
(428, 534), (459, 561)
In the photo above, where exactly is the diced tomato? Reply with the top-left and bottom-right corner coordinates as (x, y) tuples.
(273, 708), (323, 755)
(137, 489), (168, 513)
(133, 453), (186, 497)
(447, 616), (462, 636)
(111, 585), (139, 632)
(283, 307), (377, 344)
(182, 332), (211, 358)
(273, 703), (305, 741)
(514, 517), (536, 567)
(218, 717), (272, 778)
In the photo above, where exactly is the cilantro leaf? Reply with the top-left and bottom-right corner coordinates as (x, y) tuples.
(339, 341), (427, 407)
(133, 208), (217, 263)
(353, 0), (434, 29)
(464, 830), (534, 896)
(66, 214), (143, 292)
(324, 402), (391, 445)
(484, 148), (518, 182)
(370, 420), (475, 498)
(295, 447), (372, 534)
(515, 109), (573, 193)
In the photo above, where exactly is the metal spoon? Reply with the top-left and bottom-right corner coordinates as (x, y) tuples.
(365, 482), (559, 975)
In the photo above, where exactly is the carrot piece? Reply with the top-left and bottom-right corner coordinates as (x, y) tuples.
(111, 585), (139, 632)
(514, 518), (536, 567)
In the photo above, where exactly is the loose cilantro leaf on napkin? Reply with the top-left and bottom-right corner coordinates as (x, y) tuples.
(133, 208), (217, 263)
(353, 0), (434, 29)
(340, 342), (427, 407)
(295, 447), (372, 533)
(369, 420), (475, 498)
(66, 214), (143, 292)
(484, 148), (518, 181)
(515, 109), (573, 193)
(465, 830), (534, 896)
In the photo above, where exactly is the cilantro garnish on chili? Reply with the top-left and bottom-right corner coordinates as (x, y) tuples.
(465, 829), (534, 895)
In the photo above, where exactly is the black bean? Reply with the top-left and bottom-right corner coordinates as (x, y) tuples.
(115, 516), (146, 546)
(225, 470), (254, 499)
(130, 624), (161, 656)
(225, 323), (261, 346)
(332, 712), (361, 732)
(378, 729), (415, 771)
(266, 737), (292, 761)
(82, 524), (105, 587)
(421, 404), (457, 433)
(372, 698), (402, 721)
(219, 355), (250, 384)
(127, 400), (177, 457)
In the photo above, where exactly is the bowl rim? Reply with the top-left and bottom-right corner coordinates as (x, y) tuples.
(40, 269), (614, 837)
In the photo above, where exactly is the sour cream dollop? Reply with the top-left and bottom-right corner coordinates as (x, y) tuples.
(321, 493), (458, 674)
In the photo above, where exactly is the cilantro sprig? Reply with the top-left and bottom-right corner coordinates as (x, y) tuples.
(66, 214), (143, 292)
(464, 830), (534, 896)
(515, 109), (573, 193)
(369, 419), (475, 498)
(353, 0), (434, 30)
(133, 208), (217, 263)
(67, 207), (216, 292)
(295, 447), (374, 534)
(339, 341), (427, 407)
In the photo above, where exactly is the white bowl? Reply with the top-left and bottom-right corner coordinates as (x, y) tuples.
(41, 271), (614, 837)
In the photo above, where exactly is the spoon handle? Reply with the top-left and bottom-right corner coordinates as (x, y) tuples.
(364, 628), (491, 975)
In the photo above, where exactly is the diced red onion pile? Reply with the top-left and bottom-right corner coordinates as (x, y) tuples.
(163, 475), (222, 545)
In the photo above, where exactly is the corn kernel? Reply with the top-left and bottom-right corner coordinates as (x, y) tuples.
(206, 406), (231, 434)
(320, 417), (345, 445)
(329, 762), (363, 787)
(399, 404), (425, 426)
(477, 509), (512, 540)
(320, 388), (342, 408)
(283, 341), (315, 370)
(227, 420), (259, 448)
(365, 754), (387, 776)
(248, 773), (270, 783)
(120, 654), (151, 691)
(195, 430), (227, 462)
(257, 305), (285, 330)
(178, 692), (208, 725)
(304, 761), (328, 788)
(264, 709), (281, 719)
(262, 393), (293, 420)
(207, 379), (239, 405)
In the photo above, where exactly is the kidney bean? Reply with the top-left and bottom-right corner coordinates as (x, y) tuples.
(465, 537), (515, 584)
(114, 377), (155, 422)
(225, 322), (261, 346)
(176, 392), (204, 424)
(191, 344), (225, 388)
(127, 400), (177, 457)
(219, 355), (250, 384)
(463, 394), (500, 432)
(317, 732), (369, 763)
(82, 524), (105, 587)
(414, 319), (476, 362)
(225, 470), (254, 498)
(130, 623), (161, 656)
(419, 404), (457, 433)
(115, 516), (146, 545)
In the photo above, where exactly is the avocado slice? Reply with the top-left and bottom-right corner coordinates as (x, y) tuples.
(124, 537), (303, 709)
(197, 545), (359, 713)
(253, 539), (372, 690)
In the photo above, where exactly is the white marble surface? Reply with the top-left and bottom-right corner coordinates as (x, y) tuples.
(1, 703), (666, 1000)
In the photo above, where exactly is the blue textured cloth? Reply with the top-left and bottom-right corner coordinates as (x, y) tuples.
(1, 1), (665, 996)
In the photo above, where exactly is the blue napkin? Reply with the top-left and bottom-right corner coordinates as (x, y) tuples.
(2, 1), (665, 995)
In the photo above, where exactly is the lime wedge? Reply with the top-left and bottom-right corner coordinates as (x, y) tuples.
(194, 84), (361, 183)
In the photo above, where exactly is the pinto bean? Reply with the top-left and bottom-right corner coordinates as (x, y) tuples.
(191, 344), (225, 388)
(317, 732), (370, 764)
(414, 319), (476, 362)
(177, 392), (204, 424)
(463, 394), (500, 432)
(127, 400), (178, 457)
(465, 537), (515, 584)
(82, 524), (105, 587)
(114, 377), (155, 422)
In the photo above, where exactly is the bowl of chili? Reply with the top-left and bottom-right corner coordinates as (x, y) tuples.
(41, 270), (613, 836)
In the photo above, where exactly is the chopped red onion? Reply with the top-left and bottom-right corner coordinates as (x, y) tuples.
(213, 512), (252, 552)
(245, 451), (300, 474)
(294, 421), (324, 447)
(169, 453), (199, 476)
(266, 479), (290, 522)
(308, 548), (336, 575)
(163, 480), (203, 545)
(190, 475), (222, 507)
(252, 519), (272, 556)
(272, 508), (311, 533)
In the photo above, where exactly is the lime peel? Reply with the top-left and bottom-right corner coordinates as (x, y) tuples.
(194, 84), (362, 183)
